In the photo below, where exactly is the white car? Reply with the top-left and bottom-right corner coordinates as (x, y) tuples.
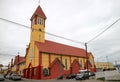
(0, 74), (5, 81)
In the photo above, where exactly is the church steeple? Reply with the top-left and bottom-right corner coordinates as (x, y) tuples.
(30, 5), (47, 43)
(31, 6), (47, 20)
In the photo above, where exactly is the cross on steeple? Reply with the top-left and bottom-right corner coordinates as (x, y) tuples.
(38, 0), (41, 5)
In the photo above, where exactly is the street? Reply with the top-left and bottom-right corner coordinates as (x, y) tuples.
(1, 79), (120, 82)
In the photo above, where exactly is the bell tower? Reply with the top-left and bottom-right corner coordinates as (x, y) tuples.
(30, 5), (47, 43)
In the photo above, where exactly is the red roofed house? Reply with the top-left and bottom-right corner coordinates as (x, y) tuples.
(24, 5), (96, 80)
(11, 55), (25, 76)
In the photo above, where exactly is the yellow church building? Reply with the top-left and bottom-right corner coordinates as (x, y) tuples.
(24, 5), (96, 80)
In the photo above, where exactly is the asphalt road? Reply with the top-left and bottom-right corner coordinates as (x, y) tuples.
(1, 79), (120, 82)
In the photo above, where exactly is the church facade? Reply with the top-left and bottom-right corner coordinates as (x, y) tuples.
(24, 5), (96, 80)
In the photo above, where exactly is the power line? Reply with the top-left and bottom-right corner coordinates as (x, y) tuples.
(0, 18), (29, 29)
(87, 17), (120, 43)
(0, 17), (84, 45)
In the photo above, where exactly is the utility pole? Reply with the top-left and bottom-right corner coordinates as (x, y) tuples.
(85, 43), (88, 71)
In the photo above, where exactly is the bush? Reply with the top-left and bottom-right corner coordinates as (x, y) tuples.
(97, 77), (105, 81)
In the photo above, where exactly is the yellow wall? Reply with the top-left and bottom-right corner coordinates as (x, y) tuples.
(95, 62), (114, 69)
(89, 54), (94, 67)
(41, 53), (89, 70)
(78, 57), (84, 69)
(62, 55), (70, 70)
(51, 54), (60, 63)
(71, 56), (78, 63)
(18, 62), (25, 76)
(31, 16), (45, 43)
(25, 46), (30, 68)
(33, 45), (39, 67)
(42, 53), (49, 68)
(11, 65), (16, 72)
(25, 16), (45, 69)
(25, 43), (39, 68)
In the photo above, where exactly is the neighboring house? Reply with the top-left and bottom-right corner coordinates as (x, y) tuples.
(95, 62), (114, 71)
(11, 55), (24, 74)
(18, 59), (25, 77)
(24, 5), (96, 80)
(0, 66), (8, 74)
(0, 64), (3, 73)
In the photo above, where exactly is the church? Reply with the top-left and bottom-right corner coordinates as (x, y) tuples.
(24, 5), (96, 80)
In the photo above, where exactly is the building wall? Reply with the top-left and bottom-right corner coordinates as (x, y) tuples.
(89, 53), (95, 68)
(41, 53), (86, 70)
(11, 65), (16, 72)
(78, 57), (84, 69)
(31, 24), (45, 43)
(18, 62), (25, 76)
(25, 43), (39, 69)
(95, 62), (114, 70)
(42, 53), (49, 68)
(51, 54), (60, 63)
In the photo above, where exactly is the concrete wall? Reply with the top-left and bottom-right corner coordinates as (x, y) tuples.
(95, 70), (120, 81)
(105, 70), (120, 80)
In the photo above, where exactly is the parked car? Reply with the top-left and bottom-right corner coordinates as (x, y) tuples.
(75, 73), (89, 80)
(75, 70), (89, 80)
(66, 74), (76, 79)
(0, 74), (5, 81)
(10, 74), (21, 80)
(57, 75), (63, 80)
(89, 72), (95, 76)
(5, 73), (11, 79)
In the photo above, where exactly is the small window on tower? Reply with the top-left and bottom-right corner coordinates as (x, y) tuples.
(38, 17), (43, 25)
(39, 28), (42, 32)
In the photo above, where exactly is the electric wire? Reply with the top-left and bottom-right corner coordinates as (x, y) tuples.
(1, 17), (120, 64)
(87, 17), (120, 43)
(0, 17), (84, 45)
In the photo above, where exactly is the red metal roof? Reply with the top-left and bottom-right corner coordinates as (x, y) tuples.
(35, 40), (86, 57)
(31, 5), (47, 20)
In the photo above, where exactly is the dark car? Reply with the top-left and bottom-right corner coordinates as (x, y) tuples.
(75, 73), (89, 80)
(66, 74), (76, 79)
(0, 74), (5, 81)
(89, 72), (95, 76)
(57, 75), (63, 80)
(75, 70), (89, 80)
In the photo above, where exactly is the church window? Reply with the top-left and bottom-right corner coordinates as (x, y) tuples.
(38, 17), (43, 25)
(65, 59), (68, 70)
(39, 28), (42, 32)
(30, 48), (33, 61)
(43, 68), (49, 76)
(80, 60), (82, 67)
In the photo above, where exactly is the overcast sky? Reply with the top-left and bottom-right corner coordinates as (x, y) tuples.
(0, 0), (120, 65)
